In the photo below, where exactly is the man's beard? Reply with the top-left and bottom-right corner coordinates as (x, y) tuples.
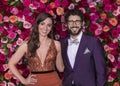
(68, 26), (81, 36)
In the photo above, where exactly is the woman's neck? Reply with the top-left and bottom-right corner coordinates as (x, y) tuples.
(39, 36), (49, 44)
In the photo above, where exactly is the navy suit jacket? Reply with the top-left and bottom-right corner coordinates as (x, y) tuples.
(60, 33), (106, 86)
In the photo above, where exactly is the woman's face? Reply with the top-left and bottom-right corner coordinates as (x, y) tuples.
(38, 18), (53, 37)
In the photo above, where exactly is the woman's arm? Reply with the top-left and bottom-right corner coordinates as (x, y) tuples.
(55, 40), (64, 72)
(8, 42), (37, 85)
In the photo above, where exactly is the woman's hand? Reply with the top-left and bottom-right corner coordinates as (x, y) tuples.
(21, 74), (37, 85)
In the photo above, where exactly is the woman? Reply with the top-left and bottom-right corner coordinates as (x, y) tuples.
(8, 12), (64, 86)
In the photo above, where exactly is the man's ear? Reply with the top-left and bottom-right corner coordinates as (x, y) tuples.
(64, 23), (67, 28)
(62, 22), (67, 28)
(82, 21), (85, 26)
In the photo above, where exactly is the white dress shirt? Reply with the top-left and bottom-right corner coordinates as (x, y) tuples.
(67, 31), (83, 68)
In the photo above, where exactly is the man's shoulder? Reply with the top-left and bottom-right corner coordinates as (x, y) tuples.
(83, 33), (98, 40)
(60, 36), (69, 42)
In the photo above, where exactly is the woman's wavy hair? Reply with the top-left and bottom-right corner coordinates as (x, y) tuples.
(27, 12), (54, 57)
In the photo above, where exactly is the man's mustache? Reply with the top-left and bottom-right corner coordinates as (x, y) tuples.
(71, 26), (79, 28)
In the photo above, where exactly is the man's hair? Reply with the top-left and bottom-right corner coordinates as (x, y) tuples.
(64, 9), (84, 22)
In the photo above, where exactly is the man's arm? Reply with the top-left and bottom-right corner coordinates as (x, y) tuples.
(93, 38), (107, 86)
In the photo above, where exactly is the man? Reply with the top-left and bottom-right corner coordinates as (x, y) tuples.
(60, 9), (106, 86)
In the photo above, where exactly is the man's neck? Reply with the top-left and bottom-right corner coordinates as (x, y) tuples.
(71, 32), (82, 39)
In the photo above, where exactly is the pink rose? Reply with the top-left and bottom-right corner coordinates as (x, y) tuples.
(104, 45), (110, 52)
(90, 13), (99, 22)
(109, 61), (117, 68)
(55, 34), (60, 40)
(7, 44), (12, 49)
(112, 4), (118, 10)
(89, 23), (98, 32)
(0, 49), (5, 54)
(117, 61), (120, 69)
(1, 30), (8, 36)
(10, 7), (19, 15)
(22, 0), (31, 7)
(0, 0), (8, 5)
(109, 42), (118, 49)
(75, 0), (81, 3)
(8, 82), (15, 86)
(90, 7), (96, 13)
(3, 16), (9, 22)
(3, 64), (9, 71)
(61, 0), (69, 7)
(16, 38), (24, 46)
(109, 71), (118, 79)
(19, 30), (31, 39)
(8, 50), (14, 57)
(113, 10), (119, 16)
(80, 0), (89, 8)
(87, 0), (93, 3)
(39, 2), (46, 9)
(117, 25), (120, 32)
(110, 50), (119, 58)
(79, 7), (86, 14)
(89, 2), (97, 8)
(103, 0), (112, 4)
(68, 3), (75, 10)
(22, 8), (31, 16)
(1, 37), (8, 43)
(95, 28), (102, 36)
(108, 75), (114, 82)
(108, 54), (115, 62)
(22, 68), (30, 78)
(0, 81), (7, 86)
(111, 30), (119, 38)
(55, 0), (61, 7)
(0, 54), (6, 63)
(29, 4), (37, 10)
(0, 64), (4, 72)
(0, 13), (3, 22)
(104, 4), (112, 12)
(23, 21), (32, 29)
(8, 32), (17, 39)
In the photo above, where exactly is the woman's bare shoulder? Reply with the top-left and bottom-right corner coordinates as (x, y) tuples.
(53, 40), (61, 50)
(17, 41), (28, 52)
(53, 40), (60, 45)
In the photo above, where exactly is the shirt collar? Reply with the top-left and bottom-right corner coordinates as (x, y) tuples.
(70, 31), (83, 42)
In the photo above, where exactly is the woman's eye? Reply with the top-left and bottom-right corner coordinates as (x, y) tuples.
(40, 22), (45, 25)
(48, 24), (52, 27)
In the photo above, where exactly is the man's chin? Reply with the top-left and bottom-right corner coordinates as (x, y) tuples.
(70, 32), (79, 36)
(68, 29), (81, 36)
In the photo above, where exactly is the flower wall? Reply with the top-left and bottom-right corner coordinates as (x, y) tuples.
(0, 0), (120, 86)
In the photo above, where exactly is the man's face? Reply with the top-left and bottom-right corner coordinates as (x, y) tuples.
(67, 15), (82, 36)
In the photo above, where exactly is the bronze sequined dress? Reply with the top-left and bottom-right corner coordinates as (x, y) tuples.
(26, 40), (62, 86)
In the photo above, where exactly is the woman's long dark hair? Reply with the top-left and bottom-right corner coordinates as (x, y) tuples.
(27, 12), (54, 57)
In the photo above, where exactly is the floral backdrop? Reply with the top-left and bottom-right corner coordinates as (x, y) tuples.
(0, 0), (120, 86)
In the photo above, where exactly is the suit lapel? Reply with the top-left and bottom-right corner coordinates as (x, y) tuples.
(64, 37), (72, 69)
(73, 34), (87, 69)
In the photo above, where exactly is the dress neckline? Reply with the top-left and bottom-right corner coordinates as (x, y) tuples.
(36, 39), (53, 67)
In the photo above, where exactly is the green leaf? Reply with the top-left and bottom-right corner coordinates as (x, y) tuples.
(16, 22), (23, 29)
(0, 74), (4, 82)
(117, 69), (120, 81)
(107, 12), (114, 18)
(8, 39), (14, 43)
(17, 82), (24, 86)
